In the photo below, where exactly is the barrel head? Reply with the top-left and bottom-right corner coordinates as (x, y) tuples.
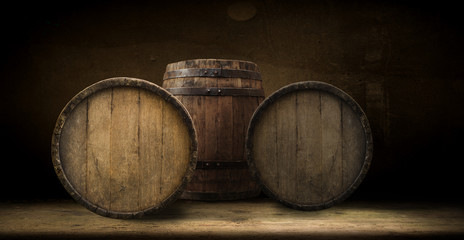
(51, 77), (197, 218)
(246, 81), (373, 210)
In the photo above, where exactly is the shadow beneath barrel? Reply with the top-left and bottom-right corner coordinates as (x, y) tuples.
(136, 201), (192, 221)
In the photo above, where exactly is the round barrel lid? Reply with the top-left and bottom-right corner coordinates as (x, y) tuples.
(246, 81), (373, 210)
(51, 77), (197, 218)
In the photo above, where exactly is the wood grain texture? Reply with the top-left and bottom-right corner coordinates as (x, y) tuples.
(163, 59), (263, 200)
(247, 81), (372, 210)
(138, 89), (163, 208)
(52, 78), (197, 218)
(109, 87), (140, 212)
(86, 89), (112, 209)
(3, 199), (464, 239)
(320, 92), (343, 203)
(59, 98), (88, 197)
(342, 101), (366, 189)
(275, 93), (297, 201)
(162, 99), (192, 198)
(296, 90), (321, 204)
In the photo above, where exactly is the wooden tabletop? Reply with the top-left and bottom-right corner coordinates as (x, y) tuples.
(1, 197), (463, 239)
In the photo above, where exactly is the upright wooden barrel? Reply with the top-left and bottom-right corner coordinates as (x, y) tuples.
(51, 77), (197, 218)
(246, 81), (373, 210)
(163, 59), (264, 200)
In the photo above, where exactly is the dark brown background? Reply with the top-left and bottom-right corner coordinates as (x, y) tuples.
(2, 0), (463, 201)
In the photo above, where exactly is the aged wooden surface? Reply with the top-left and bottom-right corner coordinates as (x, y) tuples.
(163, 59), (263, 200)
(247, 81), (373, 210)
(52, 78), (197, 218)
(1, 198), (464, 240)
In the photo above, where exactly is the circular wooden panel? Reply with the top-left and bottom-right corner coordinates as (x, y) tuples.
(246, 81), (373, 210)
(51, 77), (197, 218)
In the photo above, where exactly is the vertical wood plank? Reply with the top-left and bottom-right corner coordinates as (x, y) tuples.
(188, 95), (207, 192)
(60, 99), (88, 196)
(204, 96), (218, 161)
(217, 96), (233, 161)
(110, 87), (140, 212)
(232, 97), (245, 161)
(196, 95), (207, 192)
(255, 79), (260, 89)
(298, 91), (323, 204)
(295, 91), (311, 203)
(321, 92), (343, 202)
(253, 100), (277, 193)
(231, 97), (246, 192)
(342, 102), (366, 189)
(86, 88), (112, 209)
(177, 95), (204, 192)
(205, 77), (217, 88)
(163, 79), (171, 88)
(217, 77), (234, 88)
(240, 96), (261, 191)
(162, 101), (191, 197)
(139, 89), (163, 208)
(204, 96), (218, 191)
(275, 94), (297, 201)
(241, 79), (252, 88)
(179, 85), (205, 161)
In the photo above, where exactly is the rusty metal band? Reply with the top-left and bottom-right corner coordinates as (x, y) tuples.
(166, 87), (264, 97)
(163, 68), (262, 80)
(196, 161), (248, 169)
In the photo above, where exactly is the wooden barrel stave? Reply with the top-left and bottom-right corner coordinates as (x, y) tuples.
(163, 59), (263, 200)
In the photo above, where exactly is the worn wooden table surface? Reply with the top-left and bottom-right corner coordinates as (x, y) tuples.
(1, 197), (463, 239)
